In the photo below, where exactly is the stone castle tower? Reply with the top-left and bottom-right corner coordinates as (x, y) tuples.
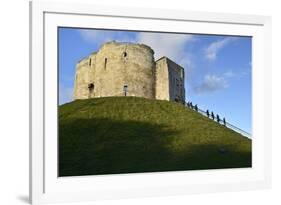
(73, 41), (185, 103)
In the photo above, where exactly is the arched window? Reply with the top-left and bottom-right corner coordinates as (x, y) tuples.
(88, 83), (94, 90)
(123, 52), (127, 58)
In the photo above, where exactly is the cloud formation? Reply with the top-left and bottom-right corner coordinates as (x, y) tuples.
(137, 32), (195, 62)
(194, 74), (228, 94)
(205, 37), (236, 60)
(79, 29), (136, 46)
(78, 29), (195, 69)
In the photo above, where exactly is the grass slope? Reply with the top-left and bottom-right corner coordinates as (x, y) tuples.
(59, 97), (251, 176)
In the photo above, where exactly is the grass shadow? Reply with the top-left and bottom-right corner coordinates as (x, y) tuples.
(59, 117), (251, 176)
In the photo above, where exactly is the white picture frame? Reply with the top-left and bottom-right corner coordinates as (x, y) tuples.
(30, 1), (272, 204)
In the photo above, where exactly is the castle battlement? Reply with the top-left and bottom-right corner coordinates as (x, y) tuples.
(73, 41), (185, 103)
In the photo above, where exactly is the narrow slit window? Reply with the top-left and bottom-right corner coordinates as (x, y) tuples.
(123, 85), (128, 96)
(104, 58), (107, 70)
(89, 58), (91, 66)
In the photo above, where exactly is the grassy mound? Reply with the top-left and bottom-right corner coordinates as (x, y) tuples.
(59, 97), (251, 176)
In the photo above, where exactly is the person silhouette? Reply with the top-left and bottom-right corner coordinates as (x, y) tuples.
(216, 114), (220, 123)
(211, 112), (215, 120)
(206, 110), (210, 118)
(223, 117), (226, 126)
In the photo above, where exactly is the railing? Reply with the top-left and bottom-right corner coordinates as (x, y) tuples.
(185, 102), (251, 138)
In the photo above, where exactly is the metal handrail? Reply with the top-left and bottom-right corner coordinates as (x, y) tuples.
(185, 103), (251, 138)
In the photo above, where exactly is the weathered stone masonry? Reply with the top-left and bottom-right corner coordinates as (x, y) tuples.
(73, 41), (185, 103)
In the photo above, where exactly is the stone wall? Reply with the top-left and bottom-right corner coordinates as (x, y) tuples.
(166, 58), (185, 103)
(73, 56), (94, 99)
(73, 41), (185, 103)
(73, 42), (155, 100)
(155, 57), (170, 101)
(155, 57), (185, 103)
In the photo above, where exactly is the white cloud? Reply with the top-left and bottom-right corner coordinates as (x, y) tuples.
(193, 69), (247, 94)
(224, 68), (251, 79)
(78, 29), (196, 70)
(223, 70), (235, 78)
(79, 30), (103, 42)
(79, 29), (136, 46)
(194, 74), (228, 94)
(205, 37), (236, 60)
(137, 33), (195, 62)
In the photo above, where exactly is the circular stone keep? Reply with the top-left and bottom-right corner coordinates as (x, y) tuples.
(74, 41), (156, 99)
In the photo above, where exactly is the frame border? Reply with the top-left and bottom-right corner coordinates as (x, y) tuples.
(30, 1), (272, 204)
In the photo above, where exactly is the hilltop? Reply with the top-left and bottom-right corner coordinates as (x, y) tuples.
(59, 97), (251, 176)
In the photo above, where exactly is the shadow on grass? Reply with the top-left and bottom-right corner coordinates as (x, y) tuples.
(59, 118), (251, 177)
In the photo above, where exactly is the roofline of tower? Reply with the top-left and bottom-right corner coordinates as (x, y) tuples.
(156, 56), (185, 70)
(77, 51), (97, 64)
(77, 41), (155, 64)
(100, 41), (155, 54)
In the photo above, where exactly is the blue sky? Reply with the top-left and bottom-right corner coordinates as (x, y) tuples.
(58, 27), (252, 134)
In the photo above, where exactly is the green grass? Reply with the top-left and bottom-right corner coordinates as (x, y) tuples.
(59, 96), (251, 176)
